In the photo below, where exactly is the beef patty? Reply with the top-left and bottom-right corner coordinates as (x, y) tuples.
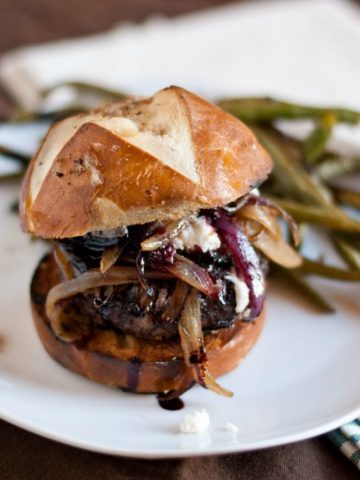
(66, 278), (237, 341)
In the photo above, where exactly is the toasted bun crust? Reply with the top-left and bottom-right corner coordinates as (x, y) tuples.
(31, 254), (265, 393)
(21, 86), (272, 238)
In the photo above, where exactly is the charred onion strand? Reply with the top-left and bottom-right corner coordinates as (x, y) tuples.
(178, 289), (233, 397)
(100, 244), (123, 273)
(161, 281), (190, 322)
(239, 219), (302, 268)
(167, 254), (221, 299)
(53, 243), (74, 280)
(136, 252), (154, 297)
(243, 195), (300, 246)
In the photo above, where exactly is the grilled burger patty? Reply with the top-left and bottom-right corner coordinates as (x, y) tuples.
(67, 279), (237, 340)
(55, 234), (241, 340)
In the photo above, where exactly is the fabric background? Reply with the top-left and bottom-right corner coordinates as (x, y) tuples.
(0, 1), (359, 478)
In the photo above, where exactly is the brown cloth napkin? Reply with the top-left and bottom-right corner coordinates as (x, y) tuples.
(0, 1), (359, 478)
(0, 419), (359, 480)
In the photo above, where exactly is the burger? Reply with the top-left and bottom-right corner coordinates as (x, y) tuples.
(20, 86), (300, 400)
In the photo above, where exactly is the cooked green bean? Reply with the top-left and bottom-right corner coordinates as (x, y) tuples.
(253, 126), (332, 206)
(302, 113), (335, 164)
(333, 236), (360, 270)
(315, 156), (360, 180)
(273, 265), (335, 313)
(0, 145), (30, 165)
(266, 197), (360, 232)
(12, 107), (86, 123)
(42, 81), (127, 100)
(334, 189), (360, 210)
(217, 97), (360, 124)
(0, 171), (24, 182)
(297, 258), (360, 280)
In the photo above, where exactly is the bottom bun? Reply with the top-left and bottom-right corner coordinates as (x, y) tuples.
(31, 254), (265, 393)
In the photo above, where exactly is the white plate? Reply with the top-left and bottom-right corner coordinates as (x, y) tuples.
(0, 178), (360, 458)
(1, 0), (360, 459)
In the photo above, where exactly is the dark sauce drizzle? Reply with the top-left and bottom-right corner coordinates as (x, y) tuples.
(157, 392), (185, 411)
(127, 357), (142, 391)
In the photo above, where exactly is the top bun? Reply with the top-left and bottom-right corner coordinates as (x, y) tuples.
(20, 86), (272, 238)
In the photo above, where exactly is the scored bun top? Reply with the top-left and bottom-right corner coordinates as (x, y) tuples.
(20, 86), (272, 238)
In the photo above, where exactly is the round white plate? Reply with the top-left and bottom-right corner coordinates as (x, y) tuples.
(0, 181), (360, 458)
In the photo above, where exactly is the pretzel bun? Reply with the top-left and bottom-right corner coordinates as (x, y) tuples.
(31, 254), (265, 392)
(20, 86), (272, 239)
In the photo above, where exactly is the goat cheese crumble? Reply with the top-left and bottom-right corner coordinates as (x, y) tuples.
(173, 216), (221, 253)
(225, 422), (239, 433)
(179, 409), (210, 434)
(225, 272), (250, 314)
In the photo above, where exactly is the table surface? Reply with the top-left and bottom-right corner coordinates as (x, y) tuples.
(0, 1), (359, 479)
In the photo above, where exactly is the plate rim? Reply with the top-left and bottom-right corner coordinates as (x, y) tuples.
(2, 402), (360, 458)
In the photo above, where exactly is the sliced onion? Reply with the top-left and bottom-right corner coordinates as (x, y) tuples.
(167, 254), (220, 299)
(236, 204), (282, 239)
(161, 281), (190, 322)
(100, 244), (123, 273)
(211, 210), (265, 321)
(53, 244), (74, 280)
(242, 221), (302, 268)
(141, 218), (190, 251)
(46, 266), (171, 341)
(178, 289), (233, 397)
(244, 195), (300, 246)
(136, 252), (154, 297)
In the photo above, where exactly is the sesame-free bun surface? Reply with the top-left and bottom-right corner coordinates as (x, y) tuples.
(31, 254), (265, 393)
(21, 86), (272, 239)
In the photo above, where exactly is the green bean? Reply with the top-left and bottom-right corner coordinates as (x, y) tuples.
(333, 236), (360, 270)
(297, 258), (360, 280)
(315, 156), (360, 181)
(334, 190), (360, 210)
(0, 171), (24, 182)
(253, 126), (332, 206)
(0, 145), (30, 165)
(12, 107), (86, 123)
(217, 97), (360, 124)
(42, 81), (127, 100)
(272, 265), (335, 313)
(302, 113), (335, 164)
(266, 197), (360, 232)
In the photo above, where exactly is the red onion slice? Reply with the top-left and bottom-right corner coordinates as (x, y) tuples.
(211, 210), (265, 321)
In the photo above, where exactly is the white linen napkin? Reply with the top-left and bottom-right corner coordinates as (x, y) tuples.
(1, 0), (360, 111)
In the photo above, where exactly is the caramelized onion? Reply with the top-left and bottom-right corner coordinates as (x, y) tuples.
(178, 289), (233, 397)
(236, 195), (302, 268)
(237, 204), (282, 239)
(100, 244), (123, 273)
(161, 281), (190, 322)
(53, 244), (74, 280)
(136, 252), (154, 297)
(244, 195), (300, 246)
(167, 254), (220, 299)
(141, 218), (190, 251)
(241, 221), (302, 268)
(46, 266), (171, 341)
